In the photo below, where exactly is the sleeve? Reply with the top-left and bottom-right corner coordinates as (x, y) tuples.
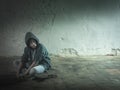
(41, 45), (51, 68)
(34, 44), (51, 69)
(21, 47), (28, 64)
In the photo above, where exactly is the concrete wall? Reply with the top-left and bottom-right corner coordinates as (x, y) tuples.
(0, 0), (120, 56)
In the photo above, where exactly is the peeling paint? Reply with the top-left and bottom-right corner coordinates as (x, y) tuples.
(59, 48), (79, 56)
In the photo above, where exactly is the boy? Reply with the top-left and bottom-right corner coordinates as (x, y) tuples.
(16, 32), (51, 79)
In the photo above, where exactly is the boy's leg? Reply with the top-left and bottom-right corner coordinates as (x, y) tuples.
(13, 60), (27, 78)
(13, 60), (20, 72)
(29, 65), (45, 76)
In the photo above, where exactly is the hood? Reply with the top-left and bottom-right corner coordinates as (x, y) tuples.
(25, 32), (39, 46)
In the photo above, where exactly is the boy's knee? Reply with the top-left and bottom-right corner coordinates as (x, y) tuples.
(29, 68), (36, 76)
(29, 65), (45, 76)
(34, 65), (45, 74)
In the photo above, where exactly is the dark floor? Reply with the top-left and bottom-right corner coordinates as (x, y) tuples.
(0, 55), (120, 90)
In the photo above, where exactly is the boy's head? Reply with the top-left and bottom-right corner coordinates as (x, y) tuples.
(29, 38), (37, 49)
(25, 32), (39, 48)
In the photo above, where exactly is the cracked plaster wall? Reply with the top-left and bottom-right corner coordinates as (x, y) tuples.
(0, 0), (120, 56)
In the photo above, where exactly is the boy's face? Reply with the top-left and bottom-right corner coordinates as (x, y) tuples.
(29, 39), (37, 49)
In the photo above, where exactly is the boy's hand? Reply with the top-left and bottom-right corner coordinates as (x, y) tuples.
(16, 72), (20, 78)
(24, 70), (29, 76)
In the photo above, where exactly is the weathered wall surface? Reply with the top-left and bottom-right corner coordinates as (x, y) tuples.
(0, 0), (120, 56)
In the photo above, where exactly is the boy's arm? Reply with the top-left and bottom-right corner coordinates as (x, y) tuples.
(16, 47), (27, 77)
(16, 62), (23, 78)
(24, 60), (36, 75)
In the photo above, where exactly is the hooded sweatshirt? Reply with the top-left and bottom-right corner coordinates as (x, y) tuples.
(21, 32), (51, 70)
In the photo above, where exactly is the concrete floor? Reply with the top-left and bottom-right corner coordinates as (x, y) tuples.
(0, 55), (120, 90)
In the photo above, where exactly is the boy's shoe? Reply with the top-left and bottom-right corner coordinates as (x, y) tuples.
(30, 76), (37, 80)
